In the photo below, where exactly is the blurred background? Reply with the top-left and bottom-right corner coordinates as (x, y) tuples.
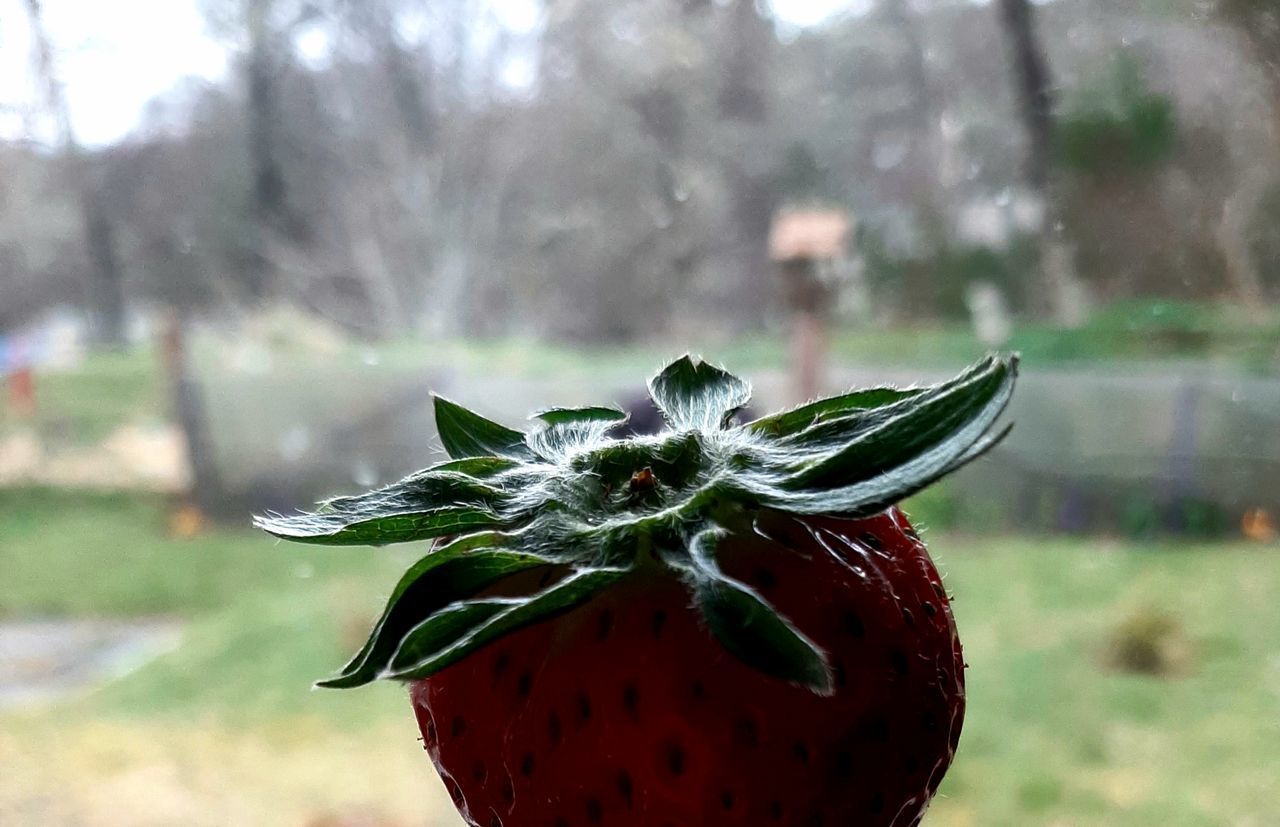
(2, 0), (1279, 824)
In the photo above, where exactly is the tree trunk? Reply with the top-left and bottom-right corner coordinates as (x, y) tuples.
(780, 258), (830, 402)
(996, 0), (1088, 325)
(997, 0), (1054, 191)
(384, 38), (435, 154)
(161, 311), (222, 514)
(1218, 180), (1268, 314)
(717, 0), (778, 329)
(717, 0), (771, 122)
(1219, 2), (1280, 145)
(1217, 5), (1280, 314)
(247, 0), (286, 227)
(23, 0), (128, 346)
(81, 185), (127, 346)
(882, 0), (951, 259)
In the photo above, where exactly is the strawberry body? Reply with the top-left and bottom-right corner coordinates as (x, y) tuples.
(410, 507), (963, 827)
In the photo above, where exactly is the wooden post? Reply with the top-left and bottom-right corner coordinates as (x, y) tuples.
(161, 310), (221, 523)
(769, 209), (850, 403)
(781, 257), (827, 402)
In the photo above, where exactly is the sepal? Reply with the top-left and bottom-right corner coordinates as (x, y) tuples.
(255, 504), (507, 546)
(682, 529), (834, 694)
(648, 355), (751, 431)
(382, 567), (629, 680)
(781, 356), (1015, 489)
(746, 386), (923, 438)
(527, 406), (628, 459)
(318, 542), (554, 688)
(433, 395), (532, 460)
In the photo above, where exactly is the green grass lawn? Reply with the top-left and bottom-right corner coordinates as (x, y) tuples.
(2, 490), (1278, 825)
(241, 300), (1280, 380)
(0, 350), (164, 445)
(0, 488), (397, 620)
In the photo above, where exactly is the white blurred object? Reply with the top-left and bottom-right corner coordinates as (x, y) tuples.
(1044, 241), (1091, 329)
(279, 425), (313, 462)
(955, 189), (1046, 248)
(38, 308), (89, 368)
(964, 281), (1012, 347)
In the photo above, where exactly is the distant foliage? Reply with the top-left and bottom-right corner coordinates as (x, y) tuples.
(1250, 183), (1280, 299)
(859, 230), (1037, 320)
(1057, 57), (1177, 176)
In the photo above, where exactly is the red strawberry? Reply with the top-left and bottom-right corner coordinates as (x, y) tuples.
(258, 355), (1016, 827)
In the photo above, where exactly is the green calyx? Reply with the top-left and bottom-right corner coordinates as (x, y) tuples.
(256, 354), (1018, 694)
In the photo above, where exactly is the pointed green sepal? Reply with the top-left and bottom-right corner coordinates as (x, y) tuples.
(684, 529), (833, 693)
(317, 469), (508, 515)
(648, 355), (751, 431)
(433, 395), (532, 460)
(317, 543), (555, 688)
(532, 406), (628, 428)
(255, 461), (520, 546)
(782, 356), (1016, 489)
(527, 406), (628, 459)
(427, 456), (523, 478)
(382, 567), (629, 680)
(254, 504), (508, 545)
(746, 386), (924, 438)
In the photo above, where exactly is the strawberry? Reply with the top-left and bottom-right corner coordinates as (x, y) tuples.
(258, 354), (1017, 827)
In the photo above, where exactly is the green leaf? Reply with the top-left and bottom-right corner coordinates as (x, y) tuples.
(943, 421), (1014, 474)
(318, 545), (554, 688)
(742, 419), (1012, 518)
(370, 600), (514, 680)
(684, 530), (833, 693)
(782, 357), (1015, 490)
(648, 355), (751, 431)
(532, 406), (628, 428)
(254, 504), (507, 546)
(769, 359), (999, 454)
(318, 470), (508, 515)
(433, 395), (532, 460)
(694, 579), (834, 694)
(527, 406), (628, 460)
(257, 466), (518, 546)
(730, 361), (1017, 516)
(383, 566), (629, 680)
(746, 386), (924, 438)
(428, 456), (522, 478)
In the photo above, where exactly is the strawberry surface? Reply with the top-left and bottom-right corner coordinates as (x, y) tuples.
(411, 507), (963, 827)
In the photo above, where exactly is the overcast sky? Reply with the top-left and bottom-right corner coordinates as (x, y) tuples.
(0, 0), (868, 148)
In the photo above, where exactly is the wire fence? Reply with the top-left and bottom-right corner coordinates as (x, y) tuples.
(186, 360), (1280, 538)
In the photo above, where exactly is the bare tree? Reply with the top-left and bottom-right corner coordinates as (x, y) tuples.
(996, 0), (1088, 325)
(10, 0), (1271, 346)
(1218, 1), (1280, 140)
(882, 0), (948, 238)
(22, 0), (127, 346)
(716, 0), (780, 329)
(1214, 0), (1279, 311)
(997, 0), (1054, 191)
(246, 0), (292, 233)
